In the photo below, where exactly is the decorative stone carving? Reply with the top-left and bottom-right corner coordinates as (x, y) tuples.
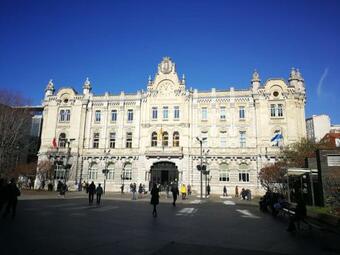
(159, 57), (173, 74)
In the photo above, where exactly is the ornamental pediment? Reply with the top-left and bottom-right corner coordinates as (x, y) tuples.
(147, 57), (186, 97)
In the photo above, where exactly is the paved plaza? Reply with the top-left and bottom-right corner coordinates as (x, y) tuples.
(0, 191), (339, 255)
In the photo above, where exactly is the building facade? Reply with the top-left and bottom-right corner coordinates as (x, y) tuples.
(36, 57), (306, 195)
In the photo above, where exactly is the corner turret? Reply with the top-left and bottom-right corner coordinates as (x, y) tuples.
(251, 69), (261, 92)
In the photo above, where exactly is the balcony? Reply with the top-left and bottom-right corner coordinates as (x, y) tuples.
(145, 146), (183, 158)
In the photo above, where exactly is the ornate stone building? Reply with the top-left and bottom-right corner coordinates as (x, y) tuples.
(37, 57), (306, 195)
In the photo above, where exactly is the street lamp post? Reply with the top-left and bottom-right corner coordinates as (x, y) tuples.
(203, 149), (209, 198)
(102, 149), (110, 194)
(196, 137), (207, 199)
(64, 138), (75, 183)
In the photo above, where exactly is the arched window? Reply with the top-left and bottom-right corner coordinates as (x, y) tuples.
(89, 163), (98, 180)
(173, 132), (180, 147)
(238, 163), (249, 182)
(123, 163), (132, 180)
(162, 131), (169, 147)
(219, 163), (229, 182)
(58, 133), (66, 148)
(151, 132), (157, 147)
(107, 163), (115, 180)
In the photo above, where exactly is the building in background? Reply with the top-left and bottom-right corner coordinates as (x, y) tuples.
(36, 57), (307, 195)
(306, 115), (331, 142)
(31, 115), (43, 137)
(306, 114), (340, 143)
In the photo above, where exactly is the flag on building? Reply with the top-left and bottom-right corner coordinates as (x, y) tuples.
(52, 137), (57, 148)
(271, 131), (283, 146)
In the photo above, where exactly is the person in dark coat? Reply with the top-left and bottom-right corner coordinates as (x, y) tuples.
(96, 183), (103, 205)
(150, 183), (159, 217)
(0, 178), (7, 213)
(60, 182), (67, 197)
(171, 183), (179, 207)
(88, 181), (96, 205)
(3, 178), (20, 219)
(287, 193), (307, 232)
(223, 186), (227, 196)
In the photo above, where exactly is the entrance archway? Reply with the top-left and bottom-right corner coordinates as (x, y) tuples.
(150, 161), (178, 190)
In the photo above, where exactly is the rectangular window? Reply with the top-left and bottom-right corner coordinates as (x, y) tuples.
(89, 169), (97, 180)
(127, 109), (133, 122)
(174, 106), (180, 120)
(163, 106), (168, 120)
(239, 172), (250, 182)
(152, 107), (158, 120)
(201, 107), (208, 120)
(220, 107), (226, 120)
(95, 110), (101, 122)
(109, 132), (116, 148)
(220, 136), (227, 147)
(111, 110), (117, 122)
(219, 172), (230, 182)
(240, 131), (246, 148)
(93, 133), (99, 148)
(59, 110), (65, 122)
(126, 132), (132, 148)
(108, 169), (114, 180)
(239, 107), (245, 119)
(65, 110), (71, 122)
(271, 104), (276, 117)
(278, 104), (283, 117)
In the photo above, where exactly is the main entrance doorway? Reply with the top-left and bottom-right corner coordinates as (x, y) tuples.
(150, 161), (178, 190)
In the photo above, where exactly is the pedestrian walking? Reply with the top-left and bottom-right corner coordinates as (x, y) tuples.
(165, 184), (170, 199)
(138, 183), (143, 199)
(223, 186), (227, 196)
(171, 183), (179, 206)
(120, 184), (124, 194)
(88, 181), (96, 205)
(57, 180), (62, 194)
(3, 178), (20, 219)
(207, 184), (211, 196)
(132, 183), (137, 200)
(60, 182), (67, 198)
(235, 185), (239, 198)
(181, 184), (187, 200)
(150, 183), (159, 217)
(96, 183), (103, 205)
(187, 184), (191, 196)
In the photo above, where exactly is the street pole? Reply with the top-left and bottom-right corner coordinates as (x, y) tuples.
(200, 140), (203, 199)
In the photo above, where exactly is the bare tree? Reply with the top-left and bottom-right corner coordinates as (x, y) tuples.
(0, 89), (32, 178)
(36, 160), (54, 183)
(258, 163), (287, 194)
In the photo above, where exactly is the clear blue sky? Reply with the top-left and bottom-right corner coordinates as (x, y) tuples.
(1, 0), (339, 123)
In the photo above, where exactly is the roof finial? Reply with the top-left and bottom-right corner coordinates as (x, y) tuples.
(148, 75), (152, 85)
(289, 67), (298, 80)
(45, 79), (54, 91)
(83, 77), (91, 89)
(252, 69), (260, 82)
